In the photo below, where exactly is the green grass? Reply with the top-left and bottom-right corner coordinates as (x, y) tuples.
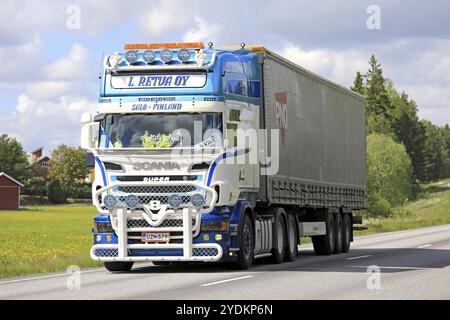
(355, 179), (450, 236)
(0, 205), (101, 279)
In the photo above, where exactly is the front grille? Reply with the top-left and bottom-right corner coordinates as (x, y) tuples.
(192, 248), (219, 257)
(94, 248), (118, 258)
(117, 185), (196, 194)
(127, 218), (195, 229)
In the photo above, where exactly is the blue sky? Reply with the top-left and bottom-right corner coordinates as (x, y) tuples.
(1, 0), (450, 152)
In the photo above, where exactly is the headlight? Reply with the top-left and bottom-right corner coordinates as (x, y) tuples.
(168, 194), (182, 208)
(125, 194), (140, 208)
(201, 221), (229, 232)
(160, 49), (173, 63)
(177, 49), (191, 62)
(103, 195), (117, 209)
(143, 50), (156, 63)
(191, 193), (205, 207)
(94, 222), (114, 233)
(125, 50), (138, 64)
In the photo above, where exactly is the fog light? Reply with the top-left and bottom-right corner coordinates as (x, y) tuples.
(103, 195), (117, 209)
(125, 194), (140, 208)
(191, 193), (205, 207)
(203, 234), (210, 241)
(106, 234), (112, 242)
(168, 194), (182, 208)
(215, 234), (222, 241)
(95, 235), (102, 242)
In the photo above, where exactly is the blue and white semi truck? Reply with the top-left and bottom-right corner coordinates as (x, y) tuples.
(81, 42), (366, 271)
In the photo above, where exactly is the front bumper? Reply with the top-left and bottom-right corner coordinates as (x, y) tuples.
(91, 181), (223, 262)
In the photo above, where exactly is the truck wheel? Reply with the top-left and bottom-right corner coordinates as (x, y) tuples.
(341, 213), (352, 253)
(270, 210), (286, 264)
(333, 213), (343, 254)
(284, 213), (298, 262)
(104, 261), (134, 272)
(312, 211), (335, 255)
(225, 214), (254, 270)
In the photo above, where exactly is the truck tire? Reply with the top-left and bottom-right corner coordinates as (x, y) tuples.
(104, 261), (134, 272)
(312, 211), (335, 255)
(284, 213), (298, 262)
(270, 210), (286, 264)
(341, 213), (352, 253)
(333, 213), (343, 254)
(225, 214), (254, 270)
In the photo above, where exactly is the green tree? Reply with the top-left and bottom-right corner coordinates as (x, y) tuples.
(390, 92), (426, 181)
(48, 145), (87, 197)
(0, 133), (30, 182)
(421, 121), (450, 181)
(364, 55), (392, 118)
(351, 71), (365, 95)
(367, 133), (414, 217)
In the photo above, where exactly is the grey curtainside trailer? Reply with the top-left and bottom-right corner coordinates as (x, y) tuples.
(256, 48), (366, 210)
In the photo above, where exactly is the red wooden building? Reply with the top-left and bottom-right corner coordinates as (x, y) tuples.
(0, 172), (24, 210)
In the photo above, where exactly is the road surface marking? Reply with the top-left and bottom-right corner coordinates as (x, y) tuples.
(346, 255), (371, 260)
(417, 244), (432, 248)
(349, 265), (434, 270)
(201, 275), (254, 287)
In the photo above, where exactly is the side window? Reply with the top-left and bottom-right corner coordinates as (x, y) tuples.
(223, 60), (248, 97)
(226, 109), (241, 148)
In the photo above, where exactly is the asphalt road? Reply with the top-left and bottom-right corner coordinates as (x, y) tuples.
(1, 224), (450, 300)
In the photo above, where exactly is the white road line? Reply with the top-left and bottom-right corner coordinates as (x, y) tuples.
(201, 275), (254, 287)
(346, 255), (372, 260)
(417, 244), (432, 248)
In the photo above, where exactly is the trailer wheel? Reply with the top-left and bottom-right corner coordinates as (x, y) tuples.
(333, 213), (343, 254)
(104, 261), (134, 272)
(270, 210), (286, 264)
(341, 213), (352, 253)
(312, 211), (335, 255)
(284, 213), (298, 262)
(225, 214), (254, 270)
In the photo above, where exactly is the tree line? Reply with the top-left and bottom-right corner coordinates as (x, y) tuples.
(0, 135), (88, 203)
(352, 55), (450, 216)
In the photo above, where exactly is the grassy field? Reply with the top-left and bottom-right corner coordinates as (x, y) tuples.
(0, 205), (101, 279)
(1, 180), (450, 279)
(355, 180), (450, 236)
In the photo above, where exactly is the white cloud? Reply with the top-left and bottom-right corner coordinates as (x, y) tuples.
(183, 17), (221, 43)
(43, 43), (95, 81)
(1, 94), (96, 150)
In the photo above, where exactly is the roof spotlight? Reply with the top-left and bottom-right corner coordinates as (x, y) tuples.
(125, 50), (139, 64)
(160, 49), (173, 63)
(103, 195), (118, 209)
(177, 49), (191, 62)
(143, 50), (156, 63)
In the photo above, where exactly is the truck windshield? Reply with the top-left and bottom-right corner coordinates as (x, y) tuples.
(99, 113), (223, 149)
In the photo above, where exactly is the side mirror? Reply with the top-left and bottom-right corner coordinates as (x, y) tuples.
(80, 113), (96, 150)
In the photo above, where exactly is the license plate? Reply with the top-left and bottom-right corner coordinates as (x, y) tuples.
(141, 232), (170, 243)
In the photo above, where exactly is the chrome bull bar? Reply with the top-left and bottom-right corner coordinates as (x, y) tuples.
(91, 182), (222, 262)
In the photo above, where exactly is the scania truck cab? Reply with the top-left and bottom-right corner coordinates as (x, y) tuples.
(81, 42), (366, 271)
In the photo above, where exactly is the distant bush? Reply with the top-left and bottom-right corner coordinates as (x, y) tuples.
(47, 180), (66, 204)
(71, 183), (91, 199)
(367, 133), (414, 217)
(23, 177), (47, 196)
